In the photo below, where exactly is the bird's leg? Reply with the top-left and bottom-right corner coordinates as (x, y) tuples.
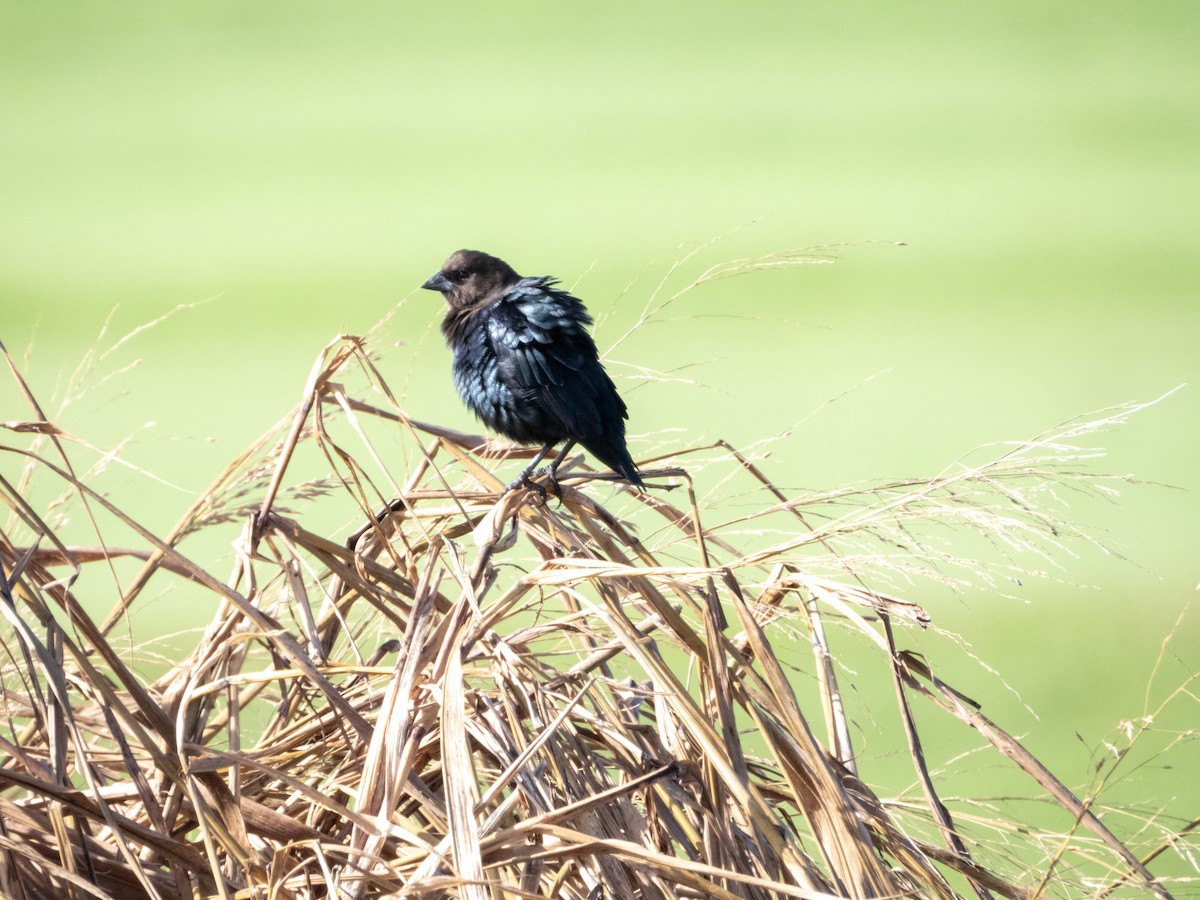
(519, 440), (576, 499)
(507, 443), (555, 495)
(540, 440), (576, 497)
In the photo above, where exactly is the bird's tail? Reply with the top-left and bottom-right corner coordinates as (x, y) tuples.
(585, 438), (644, 487)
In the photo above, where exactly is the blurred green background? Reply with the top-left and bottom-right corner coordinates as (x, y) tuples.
(3, 0), (1198, 881)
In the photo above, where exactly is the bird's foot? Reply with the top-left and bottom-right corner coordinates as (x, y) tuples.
(530, 466), (564, 499)
(506, 471), (548, 499)
(505, 467), (562, 500)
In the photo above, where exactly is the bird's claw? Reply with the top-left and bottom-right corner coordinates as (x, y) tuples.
(531, 466), (563, 499)
(507, 472), (547, 498)
(505, 468), (562, 500)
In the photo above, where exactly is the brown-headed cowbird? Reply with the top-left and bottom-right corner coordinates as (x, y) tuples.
(422, 249), (642, 490)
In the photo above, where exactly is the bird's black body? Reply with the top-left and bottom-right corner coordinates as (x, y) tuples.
(422, 249), (642, 487)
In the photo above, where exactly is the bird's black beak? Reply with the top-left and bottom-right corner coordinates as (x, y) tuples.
(422, 272), (452, 293)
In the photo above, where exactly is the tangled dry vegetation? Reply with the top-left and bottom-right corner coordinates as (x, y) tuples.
(0, 320), (1192, 899)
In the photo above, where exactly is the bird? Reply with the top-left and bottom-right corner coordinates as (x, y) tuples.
(421, 249), (643, 491)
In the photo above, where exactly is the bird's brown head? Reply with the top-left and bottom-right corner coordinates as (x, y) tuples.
(421, 249), (521, 309)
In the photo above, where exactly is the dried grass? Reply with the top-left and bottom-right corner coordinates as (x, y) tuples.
(0, 308), (1193, 899)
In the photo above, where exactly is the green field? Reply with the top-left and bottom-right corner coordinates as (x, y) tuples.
(3, 1), (1198, 888)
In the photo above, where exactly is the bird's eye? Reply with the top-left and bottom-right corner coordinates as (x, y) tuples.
(446, 269), (467, 285)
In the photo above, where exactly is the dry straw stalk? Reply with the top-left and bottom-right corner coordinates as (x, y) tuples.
(0, 322), (1189, 899)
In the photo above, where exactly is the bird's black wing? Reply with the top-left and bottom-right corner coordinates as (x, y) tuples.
(485, 279), (639, 481)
